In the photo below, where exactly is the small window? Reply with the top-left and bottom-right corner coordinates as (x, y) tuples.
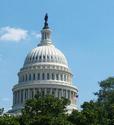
(64, 75), (66, 81)
(38, 73), (40, 80)
(23, 76), (25, 82)
(56, 74), (59, 80)
(47, 73), (49, 80)
(39, 56), (42, 59)
(36, 56), (38, 60)
(42, 73), (45, 80)
(33, 73), (35, 80)
(61, 74), (63, 81)
(52, 73), (54, 80)
(29, 74), (31, 80)
(25, 74), (27, 81)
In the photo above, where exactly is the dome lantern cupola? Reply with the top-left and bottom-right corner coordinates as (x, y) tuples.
(38, 13), (52, 46)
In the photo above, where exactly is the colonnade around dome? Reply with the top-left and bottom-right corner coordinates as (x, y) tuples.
(19, 70), (72, 84)
(12, 86), (77, 111)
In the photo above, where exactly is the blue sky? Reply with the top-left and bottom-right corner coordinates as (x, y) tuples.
(0, 0), (114, 111)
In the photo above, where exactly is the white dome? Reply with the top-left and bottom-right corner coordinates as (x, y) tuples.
(24, 44), (68, 67)
(11, 15), (78, 114)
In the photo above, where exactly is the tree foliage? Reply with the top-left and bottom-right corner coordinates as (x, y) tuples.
(0, 114), (19, 125)
(68, 77), (114, 125)
(20, 94), (72, 125)
(1, 77), (114, 125)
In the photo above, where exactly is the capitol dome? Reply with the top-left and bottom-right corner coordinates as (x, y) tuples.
(11, 14), (78, 114)
(24, 44), (68, 68)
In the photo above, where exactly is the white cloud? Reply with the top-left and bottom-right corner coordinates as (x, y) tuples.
(32, 32), (41, 39)
(0, 26), (28, 42)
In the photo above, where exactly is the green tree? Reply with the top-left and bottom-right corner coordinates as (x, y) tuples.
(69, 77), (114, 125)
(0, 114), (20, 125)
(95, 77), (114, 125)
(20, 94), (72, 125)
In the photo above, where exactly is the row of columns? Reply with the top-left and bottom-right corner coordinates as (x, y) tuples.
(19, 72), (72, 84)
(13, 88), (77, 106)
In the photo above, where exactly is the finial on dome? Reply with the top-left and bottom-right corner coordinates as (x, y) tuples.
(43, 13), (49, 29)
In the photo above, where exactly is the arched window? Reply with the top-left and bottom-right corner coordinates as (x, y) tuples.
(56, 74), (59, 80)
(52, 73), (54, 80)
(38, 73), (40, 80)
(36, 56), (38, 60)
(25, 74), (27, 81)
(33, 73), (35, 80)
(64, 74), (66, 81)
(22, 75), (24, 82)
(42, 73), (45, 80)
(47, 73), (49, 80)
(29, 74), (31, 81)
(61, 74), (63, 81)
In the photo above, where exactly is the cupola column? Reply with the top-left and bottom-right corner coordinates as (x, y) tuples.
(38, 13), (52, 46)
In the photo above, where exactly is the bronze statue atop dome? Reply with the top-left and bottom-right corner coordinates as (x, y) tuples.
(43, 13), (49, 29)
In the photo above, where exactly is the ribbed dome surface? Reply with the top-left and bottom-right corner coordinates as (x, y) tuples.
(24, 44), (68, 67)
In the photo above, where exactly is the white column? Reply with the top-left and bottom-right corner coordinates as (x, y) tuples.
(34, 88), (36, 97)
(13, 93), (14, 106)
(50, 88), (52, 95)
(55, 89), (58, 97)
(58, 74), (60, 81)
(61, 89), (63, 97)
(17, 91), (19, 104)
(28, 88), (30, 99)
(15, 92), (17, 104)
(19, 90), (21, 104)
(23, 89), (25, 103)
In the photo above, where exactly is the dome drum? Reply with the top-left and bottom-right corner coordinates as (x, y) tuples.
(12, 83), (78, 112)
